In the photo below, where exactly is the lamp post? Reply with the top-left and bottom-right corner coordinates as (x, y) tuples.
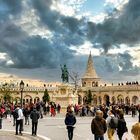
(20, 80), (24, 108)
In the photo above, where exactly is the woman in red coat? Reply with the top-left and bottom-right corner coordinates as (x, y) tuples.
(51, 105), (55, 117)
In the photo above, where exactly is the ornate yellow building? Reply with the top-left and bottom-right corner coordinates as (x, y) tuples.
(78, 53), (140, 106)
(0, 53), (140, 108)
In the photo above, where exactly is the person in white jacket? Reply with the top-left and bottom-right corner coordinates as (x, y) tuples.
(15, 105), (24, 135)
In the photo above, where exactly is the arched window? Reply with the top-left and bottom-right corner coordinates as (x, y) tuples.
(111, 96), (116, 104)
(125, 96), (130, 105)
(93, 95), (97, 105)
(117, 95), (124, 104)
(103, 95), (110, 106)
(132, 96), (139, 104)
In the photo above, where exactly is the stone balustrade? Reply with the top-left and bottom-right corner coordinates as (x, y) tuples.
(81, 85), (140, 92)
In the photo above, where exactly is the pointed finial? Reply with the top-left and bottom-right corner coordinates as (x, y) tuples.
(83, 52), (98, 78)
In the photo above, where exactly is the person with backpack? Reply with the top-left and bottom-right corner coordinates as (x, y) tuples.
(91, 110), (107, 140)
(117, 114), (128, 140)
(65, 106), (76, 140)
(15, 105), (24, 135)
(30, 107), (40, 136)
(106, 110), (118, 140)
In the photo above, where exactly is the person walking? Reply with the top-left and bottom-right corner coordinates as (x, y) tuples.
(51, 104), (55, 117)
(117, 114), (128, 140)
(65, 107), (76, 140)
(30, 108), (40, 136)
(0, 108), (3, 129)
(138, 105), (140, 122)
(15, 105), (24, 135)
(23, 107), (30, 125)
(91, 110), (107, 140)
(106, 110), (118, 140)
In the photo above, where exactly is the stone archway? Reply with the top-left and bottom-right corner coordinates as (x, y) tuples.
(93, 95), (97, 105)
(125, 96), (130, 105)
(83, 96), (87, 105)
(132, 96), (139, 104)
(103, 95), (110, 106)
(111, 96), (116, 105)
(98, 96), (102, 105)
(117, 95), (124, 104)
(34, 97), (40, 104)
(24, 95), (32, 104)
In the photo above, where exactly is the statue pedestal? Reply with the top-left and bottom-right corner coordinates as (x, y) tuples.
(51, 84), (78, 111)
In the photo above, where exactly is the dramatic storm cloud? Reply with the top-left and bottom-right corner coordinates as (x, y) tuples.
(89, 0), (140, 52)
(0, 0), (140, 82)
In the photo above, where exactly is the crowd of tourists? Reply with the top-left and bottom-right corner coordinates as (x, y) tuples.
(0, 101), (140, 140)
(0, 101), (61, 135)
(65, 103), (140, 140)
(69, 103), (140, 119)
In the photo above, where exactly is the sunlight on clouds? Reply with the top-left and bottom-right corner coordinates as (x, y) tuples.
(118, 65), (123, 71)
(0, 53), (7, 60)
(108, 44), (128, 54)
(104, 0), (129, 9)
(0, 53), (14, 66)
(51, 1), (75, 16)
(70, 41), (101, 56)
(128, 47), (140, 67)
(61, 0), (87, 12)
(108, 44), (140, 67)
(88, 12), (107, 23)
(6, 60), (14, 65)
(15, 1), (52, 39)
(51, 0), (86, 16)
(0, 53), (14, 65)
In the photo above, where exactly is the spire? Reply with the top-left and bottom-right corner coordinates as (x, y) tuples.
(83, 52), (98, 78)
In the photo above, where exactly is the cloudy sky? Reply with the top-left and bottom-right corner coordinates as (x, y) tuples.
(0, 0), (140, 83)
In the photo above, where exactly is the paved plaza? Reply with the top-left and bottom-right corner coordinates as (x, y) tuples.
(0, 113), (139, 140)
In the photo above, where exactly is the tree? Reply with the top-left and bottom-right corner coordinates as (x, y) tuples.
(42, 89), (50, 104)
(86, 90), (93, 104)
(69, 72), (80, 92)
(1, 83), (12, 103)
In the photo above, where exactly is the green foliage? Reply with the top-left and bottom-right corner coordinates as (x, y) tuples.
(2, 84), (12, 103)
(42, 89), (50, 103)
(86, 90), (93, 104)
(3, 92), (12, 102)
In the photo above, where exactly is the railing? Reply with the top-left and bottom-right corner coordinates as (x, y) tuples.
(81, 85), (140, 92)
(0, 86), (59, 92)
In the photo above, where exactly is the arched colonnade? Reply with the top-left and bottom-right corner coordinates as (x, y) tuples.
(79, 94), (139, 105)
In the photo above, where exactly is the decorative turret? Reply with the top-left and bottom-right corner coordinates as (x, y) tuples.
(81, 52), (100, 87)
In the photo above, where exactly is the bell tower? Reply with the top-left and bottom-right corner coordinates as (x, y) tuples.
(81, 52), (100, 87)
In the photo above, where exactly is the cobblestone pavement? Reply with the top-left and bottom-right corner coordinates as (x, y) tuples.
(0, 113), (139, 140)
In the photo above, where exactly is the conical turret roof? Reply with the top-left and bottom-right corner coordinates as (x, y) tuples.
(83, 52), (98, 79)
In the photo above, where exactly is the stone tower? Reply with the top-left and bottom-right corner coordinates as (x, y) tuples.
(81, 52), (100, 87)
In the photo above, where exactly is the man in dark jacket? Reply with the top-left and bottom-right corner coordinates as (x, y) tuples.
(65, 107), (76, 140)
(91, 110), (107, 140)
(30, 108), (40, 136)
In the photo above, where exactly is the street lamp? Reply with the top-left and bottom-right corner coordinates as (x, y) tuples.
(20, 80), (24, 108)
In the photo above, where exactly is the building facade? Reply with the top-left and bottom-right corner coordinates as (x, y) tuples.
(0, 53), (140, 108)
(78, 53), (140, 106)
